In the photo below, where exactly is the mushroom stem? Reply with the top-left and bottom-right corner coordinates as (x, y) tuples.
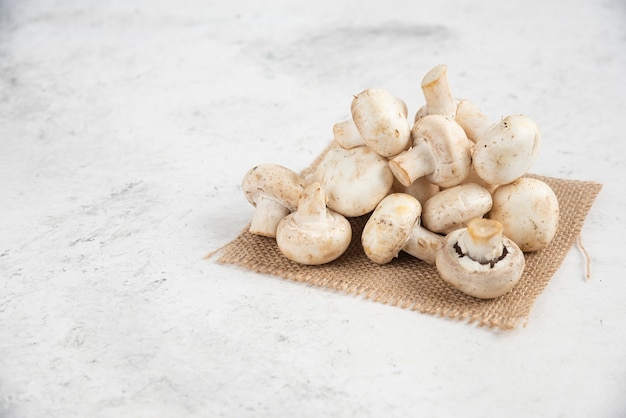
(333, 119), (364, 149)
(249, 198), (291, 237)
(388, 137), (437, 187)
(455, 99), (492, 143)
(421, 64), (456, 118)
(402, 224), (443, 265)
(293, 183), (328, 225)
(457, 218), (504, 264)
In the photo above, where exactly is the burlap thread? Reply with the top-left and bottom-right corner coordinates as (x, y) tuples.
(213, 143), (603, 330)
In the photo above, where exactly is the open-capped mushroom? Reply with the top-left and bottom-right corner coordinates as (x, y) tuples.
(488, 177), (560, 252)
(361, 193), (443, 265)
(242, 163), (305, 237)
(308, 145), (394, 217)
(436, 218), (525, 299)
(388, 114), (471, 188)
(276, 182), (352, 265)
(351, 88), (411, 157)
(421, 183), (493, 234)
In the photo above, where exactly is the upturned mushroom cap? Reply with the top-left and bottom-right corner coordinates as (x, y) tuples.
(388, 114), (471, 188)
(472, 114), (542, 185)
(421, 183), (493, 234)
(276, 182), (352, 265)
(310, 146), (394, 217)
(488, 177), (560, 252)
(436, 218), (525, 299)
(242, 163), (305, 237)
(351, 88), (412, 158)
(361, 193), (422, 264)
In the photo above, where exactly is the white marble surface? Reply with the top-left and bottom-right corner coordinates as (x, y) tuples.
(1, 0), (625, 416)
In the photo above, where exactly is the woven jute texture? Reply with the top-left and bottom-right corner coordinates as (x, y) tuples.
(215, 143), (603, 330)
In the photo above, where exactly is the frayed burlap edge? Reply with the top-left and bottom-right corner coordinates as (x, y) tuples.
(211, 142), (603, 330)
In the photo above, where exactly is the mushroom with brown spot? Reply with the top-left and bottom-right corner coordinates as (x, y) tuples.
(276, 182), (352, 265)
(436, 218), (526, 299)
(242, 163), (305, 238)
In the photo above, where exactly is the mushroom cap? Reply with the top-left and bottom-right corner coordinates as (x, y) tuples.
(242, 163), (304, 211)
(436, 227), (525, 299)
(421, 183), (493, 234)
(488, 177), (560, 252)
(472, 114), (542, 185)
(351, 88), (412, 158)
(410, 114), (472, 187)
(361, 193), (422, 264)
(276, 183), (352, 265)
(311, 146), (394, 217)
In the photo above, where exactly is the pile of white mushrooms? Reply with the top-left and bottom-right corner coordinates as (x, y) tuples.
(241, 64), (560, 299)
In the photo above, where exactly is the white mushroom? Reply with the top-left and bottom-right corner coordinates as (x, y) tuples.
(242, 163), (305, 237)
(276, 182), (352, 265)
(351, 88), (412, 157)
(456, 100), (542, 186)
(421, 183), (493, 234)
(309, 145), (394, 217)
(436, 218), (526, 299)
(388, 114), (472, 188)
(361, 193), (443, 265)
(488, 177), (560, 252)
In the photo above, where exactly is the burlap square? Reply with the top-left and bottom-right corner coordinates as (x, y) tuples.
(213, 143), (603, 330)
